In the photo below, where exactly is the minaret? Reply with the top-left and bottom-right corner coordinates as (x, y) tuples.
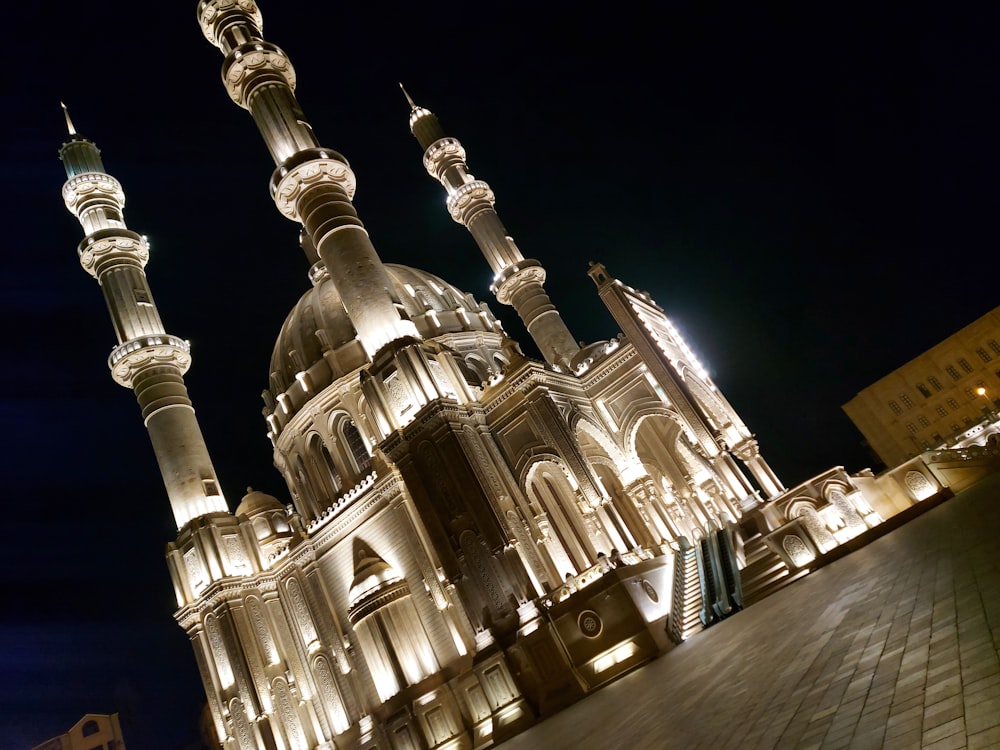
(196, 0), (418, 357)
(59, 106), (229, 528)
(403, 88), (581, 368)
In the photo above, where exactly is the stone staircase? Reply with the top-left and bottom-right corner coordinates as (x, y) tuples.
(738, 530), (808, 606)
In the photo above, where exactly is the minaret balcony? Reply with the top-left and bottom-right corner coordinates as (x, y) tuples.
(108, 334), (191, 387)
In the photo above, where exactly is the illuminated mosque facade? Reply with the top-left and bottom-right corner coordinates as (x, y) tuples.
(58, 2), (973, 748)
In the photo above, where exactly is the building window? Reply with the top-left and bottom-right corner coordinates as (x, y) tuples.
(343, 421), (372, 475)
(906, 423), (917, 433)
(976, 348), (992, 362)
(936, 406), (948, 417)
(990, 339), (1000, 355)
(947, 398), (959, 410)
(951, 424), (961, 433)
(888, 400), (902, 415)
(959, 358), (973, 373)
(82, 721), (100, 737)
(900, 393), (914, 409)
(928, 376), (943, 391)
(917, 384), (931, 398)
(918, 415), (930, 427)
(945, 365), (961, 380)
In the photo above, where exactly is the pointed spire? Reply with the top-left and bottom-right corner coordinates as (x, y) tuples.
(399, 82), (417, 110)
(60, 101), (77, 136)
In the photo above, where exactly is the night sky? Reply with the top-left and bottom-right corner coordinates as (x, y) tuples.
(3, 2), (997, 748)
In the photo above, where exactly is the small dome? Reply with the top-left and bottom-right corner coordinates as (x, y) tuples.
(235, 487), (285, 518)
(269, 263), (500, 393)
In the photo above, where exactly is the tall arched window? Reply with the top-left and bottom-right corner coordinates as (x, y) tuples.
(343, 421), (372, 475)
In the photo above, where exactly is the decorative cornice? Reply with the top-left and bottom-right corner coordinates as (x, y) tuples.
(61, 172), (124, 215)
(445, 180), (494, 224)
(422, 137), (467, 179)
(221, 43), (296, 108)
(491, 261), (547, 305)
(198, 0), (263, 46)
(109, 334), (191, 387)
(272, 155), (357, 219)
(78, 232), (149, 277)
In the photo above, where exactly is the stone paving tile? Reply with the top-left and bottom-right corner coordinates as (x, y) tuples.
(496, 475), (1000, 750)
(968, 724), (1000, 749)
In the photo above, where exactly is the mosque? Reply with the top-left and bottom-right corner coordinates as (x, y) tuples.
(57, 2), (985, 748)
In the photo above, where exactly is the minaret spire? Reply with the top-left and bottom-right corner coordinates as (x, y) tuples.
(399, 82), (417, 110)
(197, 0), (418, 357)
(404, 92), (580, 368)
(59, 119), (229, 529)
(60, 101), (76, 135)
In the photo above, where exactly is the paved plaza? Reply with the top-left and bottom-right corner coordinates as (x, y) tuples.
(498, 473), (1000, 749)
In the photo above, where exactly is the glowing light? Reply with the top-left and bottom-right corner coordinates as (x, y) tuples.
(593, 641), (638, 674)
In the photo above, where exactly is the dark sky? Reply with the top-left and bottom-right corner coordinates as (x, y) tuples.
(2, 2), (997, 748)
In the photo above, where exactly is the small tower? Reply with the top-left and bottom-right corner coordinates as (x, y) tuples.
(196, 0), (418, 357)
(588, 261), (785, 499)
(403, 89), (581, 368)
(59, 106), (228, 528)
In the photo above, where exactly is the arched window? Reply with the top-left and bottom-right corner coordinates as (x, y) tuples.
(306, 433), (342, 502)
(82, 720), (100, 737)
(343, 421), (372, 475)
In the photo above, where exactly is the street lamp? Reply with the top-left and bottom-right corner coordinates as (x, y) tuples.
(976, 386), (994, 420)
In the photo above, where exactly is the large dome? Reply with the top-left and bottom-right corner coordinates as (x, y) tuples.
(268, 263), (502, 394)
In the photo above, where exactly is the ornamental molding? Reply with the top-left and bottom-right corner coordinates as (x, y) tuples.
(272, 158), (357, 219)
(422, 137), (467, 178)
(731, 438), (760, 463)
(198, 0), (263, 45)
(109, 334), (191, 387)
(78, 234), (149, 277)
(446, 180), (494, 223)
(62, 173), (124, 215)
(578, 343), (638, 387)
(492, 264), (547, 305)
(222, 43), (296, 107)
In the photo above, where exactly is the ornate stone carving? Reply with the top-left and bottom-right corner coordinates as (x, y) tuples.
(492, 262), (547, 305)
(272, 677), (304, 748)
(247, 597), (278, 665)
(198, 0), (263, 45)
(460, 530), (508, 615)
(731, 438), (760, 463)
(422, 137), (467, 178)
(78, 234), (149, 277)
(61, 173), (124, 215)
(904, 470), (934, 500)
(313, 654), (350, 734)
(230, 697), (254, 750)
(224, 535), (249, 574)
(272, 158), (357, 219)
(782, 534), (813, 567)
(108, 334), (192, 387)
(206, 615), (235, 688)
(792, 504), (836, 552)
(828, 489), (866, 534)
(184, 548), (208, 595)
(285, 577), (318, 647)
(221, 43), (296, 107)
(446, 180), (495, 223)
